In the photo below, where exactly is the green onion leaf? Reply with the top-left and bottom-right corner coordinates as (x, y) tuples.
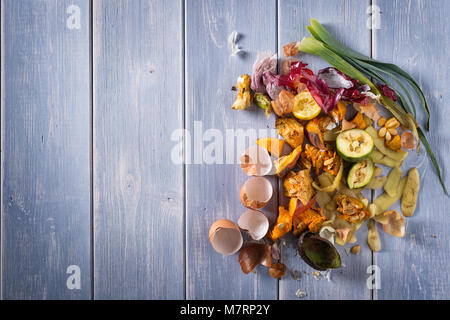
(418, 128), (447, 195)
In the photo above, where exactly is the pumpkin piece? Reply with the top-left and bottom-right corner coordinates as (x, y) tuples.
(256, 138), (285, 158)
(283, 169), (314, 205)
(274, 145), (302, 177)
(350, 112), (367, 130)
(330, 100), (347, 122)
(289, 197), (298, 217)
(276, 118), (304, 148)
(292, 207), (326, 236)
(385, 134), (402, 151)
(270, 206), (292, 241)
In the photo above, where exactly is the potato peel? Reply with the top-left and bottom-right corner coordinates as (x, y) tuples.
(401, 168), (420, 217)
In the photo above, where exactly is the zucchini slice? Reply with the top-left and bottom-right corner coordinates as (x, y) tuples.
(336, 129), (374, 162)
(347, 159), (374, 189)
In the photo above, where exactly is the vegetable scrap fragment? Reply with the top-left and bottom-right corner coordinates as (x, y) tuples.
(231, 74), (252, 110)
(269, 262), (287, 279)
(284, 169), (314, 204)
(214, 19), (436, 278)
(253, 93), (272, 119)
(401, 168), (420, 217)
(274, 145), (302, 178)
(275, 117), (304, 148)
(301, 144), (340, 176)
(381, 210), (405, 238)
(335, 195), (369, 224)
(256, 138), (284, 158)
(251, 52), (277, 93)
(367, 220), (381, 252)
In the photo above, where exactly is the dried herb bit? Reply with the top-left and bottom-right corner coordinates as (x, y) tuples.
(269, 262), (287, 279)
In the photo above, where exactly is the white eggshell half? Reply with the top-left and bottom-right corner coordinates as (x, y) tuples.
(240, 176), (273, 209)
(239, 145), (273, 176)
(238, 210), (269, 240)
(209, 219), (243, 255)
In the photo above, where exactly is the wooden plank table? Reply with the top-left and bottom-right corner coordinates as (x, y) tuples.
(1, 0), (449, 300)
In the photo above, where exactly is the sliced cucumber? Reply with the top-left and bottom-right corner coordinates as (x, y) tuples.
(336, 129), (374, 162)
(347, 159), (374, 189)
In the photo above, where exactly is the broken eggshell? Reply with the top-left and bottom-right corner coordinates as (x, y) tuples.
(209, 219), (243, 255)
(240, 176), (273, 210)
(237, 209), (270, 240)
(297, 231), (341, 271)
(239, 145), (274, 176)
(238, 243), (272, 274)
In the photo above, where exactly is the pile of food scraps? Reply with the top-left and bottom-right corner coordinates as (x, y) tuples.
(209, 20), (445, 277)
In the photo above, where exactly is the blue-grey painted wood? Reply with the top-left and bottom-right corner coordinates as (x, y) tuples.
(278, 0), (373, 300)
(372, 0), (450, 299)
(1, 0), (91, 299)
(185, 0), (278, 299)
(93, 0), (184, 299)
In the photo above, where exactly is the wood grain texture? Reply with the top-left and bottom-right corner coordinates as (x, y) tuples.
(278, 0), (373, 300)
(1, 0), (91, 299)
(372, 0), (450, 299)
(93, 0), (184, 299)
(185, 0), (278, 299)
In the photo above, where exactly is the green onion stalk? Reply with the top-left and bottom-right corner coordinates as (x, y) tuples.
(296, 19), (446, 194)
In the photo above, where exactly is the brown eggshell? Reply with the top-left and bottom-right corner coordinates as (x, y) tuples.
(239, 146), (273, 176)
(238, 243), (272, 274)
(240, 177), (273, 210)
(209, 219), (243, 255)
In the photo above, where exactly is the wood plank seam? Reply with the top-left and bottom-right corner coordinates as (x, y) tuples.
(182, 0), (187, 301)
(89, 0), (94, 301)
